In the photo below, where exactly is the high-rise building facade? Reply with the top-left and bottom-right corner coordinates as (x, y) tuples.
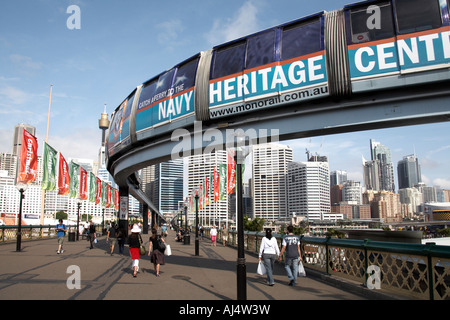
(154, 159), (184, 215)
(12, 124), (36, 156)
(397, 154), (422, 189)
(187, 151), (229, 226)
(370, 139), (395, 192)
(253, 143), (293, 222)
(287, 158), (333, 221)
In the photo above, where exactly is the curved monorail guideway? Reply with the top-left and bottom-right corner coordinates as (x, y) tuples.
(106, 0), (450, 227)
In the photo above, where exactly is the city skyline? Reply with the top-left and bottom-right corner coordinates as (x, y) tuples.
(0, 0), (449, 190)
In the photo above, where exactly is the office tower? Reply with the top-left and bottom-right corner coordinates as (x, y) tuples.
(154, 159), (184, 215)
(342, 180), (362, 204)
(363, 156), (381, 191)
(253, 143), (293, 222)
(12, 124), (36, 156)
(0, 153), (17, 178)
(287, 157), (331, 221)
(187, 151), (229, 226)
(397, 154), (422, 189)
(370, 139), (395, 192)
(330, 170), (347, 186)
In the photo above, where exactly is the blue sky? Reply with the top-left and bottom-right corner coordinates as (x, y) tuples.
(0, 0), (449, 190)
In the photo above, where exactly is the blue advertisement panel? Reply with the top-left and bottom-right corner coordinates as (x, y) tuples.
(136, 58), (198, 133)
(107, 92), (135, 156)
(209, 52), (328, 111)
(348, 28), (450, 79)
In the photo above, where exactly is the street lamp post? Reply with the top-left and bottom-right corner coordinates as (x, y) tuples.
(195, 193), (199, 256)
(234, 134), (250, 300)
(77, 201), (81, 241)
(16, 182), (28, 252)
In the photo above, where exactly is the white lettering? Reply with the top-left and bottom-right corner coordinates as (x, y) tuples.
(308, 56), (325, 81)
(419, 33), (439, 61)
(398, 38), (419, 65)
(288, 61), (306, 84)
(377, 42), (396, 69)
(355, 47), (376, 72)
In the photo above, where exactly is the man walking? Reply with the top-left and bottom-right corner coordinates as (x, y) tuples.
(56, 219), (67, 254)
(279, 225), (302, 286)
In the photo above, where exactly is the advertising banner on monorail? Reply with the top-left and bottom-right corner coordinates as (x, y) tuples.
(348, 29), (450, 79)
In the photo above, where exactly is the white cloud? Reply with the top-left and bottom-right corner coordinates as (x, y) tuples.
(206, 0), (261, 45)
(9, 54), (42, 70)
(0, 86), (33, 105)
(432, 178), (450, 189)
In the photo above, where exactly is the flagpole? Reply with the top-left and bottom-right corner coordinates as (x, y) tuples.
(40, 84), (53, 226)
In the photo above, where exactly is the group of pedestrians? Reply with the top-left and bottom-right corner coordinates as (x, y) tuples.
(258, 225), (303, 287)
(127, 224), (167, 278)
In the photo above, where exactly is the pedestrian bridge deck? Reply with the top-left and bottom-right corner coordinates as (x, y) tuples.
(0, 230), (385, 301)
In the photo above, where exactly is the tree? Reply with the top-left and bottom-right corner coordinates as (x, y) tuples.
(325, 228), (346, 239)
(244, 216), (265, 232)
(55, 211), (67, 220)
(437, 228), (450, 237)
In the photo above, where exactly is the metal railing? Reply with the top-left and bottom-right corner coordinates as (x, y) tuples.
(206, 228), (450, 300)
(0, 225), (100, 243)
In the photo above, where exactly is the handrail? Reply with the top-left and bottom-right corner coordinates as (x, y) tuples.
(202, 227), (450, 300)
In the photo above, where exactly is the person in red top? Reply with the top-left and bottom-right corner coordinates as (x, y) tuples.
(128, 224), (142, 277)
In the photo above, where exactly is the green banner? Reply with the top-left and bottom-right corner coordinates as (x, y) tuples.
(69, 161), (80, 198)
(41, 142), (57, 191)
(89, 172), (96, 202)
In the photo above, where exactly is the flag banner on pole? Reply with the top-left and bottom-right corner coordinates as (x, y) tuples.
(41, 142), (57, 191)
(214, 167), (219, 202)
(101, 181), (107, 207)
(18, 129), (38, 184)
(219, 163), (226, 200)
(79, 167), (88, 200)
(199, 184), (203, 210)
(89, 172), (96, 202)
(106, 183), (111, 207)
(69, 161), (80, 198)
(205, 176), (209, 207)
(58, 153), (70, 195)
(95, 177), (102, 204)
(227, 148), (236, 195)
(114, 188), (119, 210)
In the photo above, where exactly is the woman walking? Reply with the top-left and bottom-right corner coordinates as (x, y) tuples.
(148, 228), (165, 277)
(128, 224), (142, 277)
(258, 229), (280, 286)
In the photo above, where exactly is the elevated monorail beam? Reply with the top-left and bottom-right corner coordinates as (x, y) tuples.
(109, 80), (450, 188)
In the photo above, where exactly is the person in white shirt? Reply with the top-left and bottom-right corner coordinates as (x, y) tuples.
(258, 229), (280, 286)
(210, 225), (218, 246)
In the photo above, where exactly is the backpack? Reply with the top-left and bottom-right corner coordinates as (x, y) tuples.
(158, 236), (166, 252)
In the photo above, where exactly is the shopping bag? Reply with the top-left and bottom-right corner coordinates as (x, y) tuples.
(164, 244), (172, 256)
(257, 261), (266, 275)
(298, 261), (306, 277)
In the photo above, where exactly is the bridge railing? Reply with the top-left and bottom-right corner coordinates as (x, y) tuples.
(203, 228), (450, 300)
(0, 225), (101, 243)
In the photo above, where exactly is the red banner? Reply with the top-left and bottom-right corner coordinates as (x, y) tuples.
(58, 153), (70, 195)
(214, 167), (219, 202)
(227, 149), (236, 195)
(106, 184), (111, 207)
(17, 129), (38, 184)
(114, 188), (119, 210)
(79, 167), (88, 200)
(95, 177), (102, 204)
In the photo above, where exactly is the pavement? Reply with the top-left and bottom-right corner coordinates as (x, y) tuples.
(0, 230), (374, 302)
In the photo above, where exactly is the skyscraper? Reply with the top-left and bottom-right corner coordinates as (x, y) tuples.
(397, 154), (422, 189)
(252, 143), (293, 222)
(287, 156), (332, 221)
(369, 139), (395, 192)
(12, 124), (36, 156)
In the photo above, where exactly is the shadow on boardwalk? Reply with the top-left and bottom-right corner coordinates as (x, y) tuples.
(0, 230), (368, 301)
